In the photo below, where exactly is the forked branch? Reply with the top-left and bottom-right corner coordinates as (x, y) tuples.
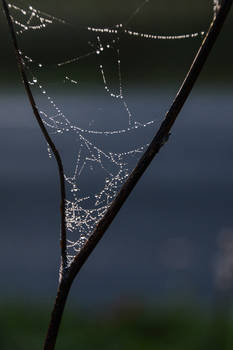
(45, 1), (233, 348)
(2, 1), (232, 350)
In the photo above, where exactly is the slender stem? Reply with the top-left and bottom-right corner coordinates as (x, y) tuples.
(68, 0), (233, 279)
(3, 0), (232, 349)
(44, 1), (232, 349)
(2, 0), (68, 271)
(43, 278), (72, 350)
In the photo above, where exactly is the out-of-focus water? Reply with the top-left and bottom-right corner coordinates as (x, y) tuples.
(0, 88), (233, 308)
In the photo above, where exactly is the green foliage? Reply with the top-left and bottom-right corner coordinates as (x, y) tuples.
(1, 303), (233, 350)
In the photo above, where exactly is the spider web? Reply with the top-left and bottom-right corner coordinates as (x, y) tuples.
(7, 0), (217, 264)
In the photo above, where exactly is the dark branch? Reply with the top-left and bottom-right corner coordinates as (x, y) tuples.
(44, 278), (72, 350)
(2, 0), (232, 350)
(2, 0), (68, 272)
(44, 1), (232, 348)
(68, 0), (233, 282)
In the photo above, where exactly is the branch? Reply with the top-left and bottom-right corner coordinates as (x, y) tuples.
(2, 0), (68, 272)
(68, 0), (233, 280)
(2, 0), (232, 349)
(44, 1), (232, 348)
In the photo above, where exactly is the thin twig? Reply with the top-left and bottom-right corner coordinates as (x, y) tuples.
(43, 1), (232, 349)
(68, 0), (233, 279)
(43, 278), (72, 350)
(2, 0), (68, 272)
(2, 0), (232, 349)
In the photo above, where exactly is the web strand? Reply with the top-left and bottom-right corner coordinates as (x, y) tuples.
(7, 0), (214, 264)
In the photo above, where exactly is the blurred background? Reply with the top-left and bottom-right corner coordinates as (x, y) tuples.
(0, 0), (233, 349)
